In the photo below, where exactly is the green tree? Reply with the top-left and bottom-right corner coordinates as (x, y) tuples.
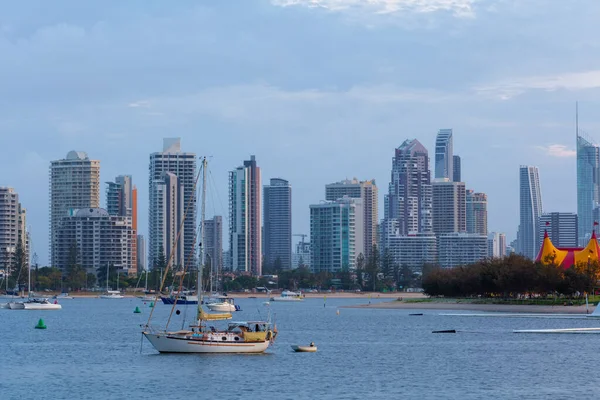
(356, 253), (365, 289)
(12, 239), (27, 289)
(365, 244), (380, 291)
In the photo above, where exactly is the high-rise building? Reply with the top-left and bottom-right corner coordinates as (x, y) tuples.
(229, 155), (262, 275)
(54, 208), (133, 275)
(204, 216), (223, 279)
(453, 155), (461, 182)
(487, 232), (504, 258)
(385, 233), (437, 273)
(438, 233), (488, 268)
(466, 190), (488, 235)
(435, 129), (453, 180)
(432, 178), (466, 235)
(325, 178), (378, 257)
(0, 187), (28, 273)
(137, 235), (146, 272)
(263, 178), (292, 270)
(292, 240), (311, 270)
(498, 233), (507, 258)
(384, 139), (432, 239)
(106, 175), (137, 275)
(517, 166), (543, 259)
(50, 151), (100, 269)
(149, 138), (196, 269)
(537, 212), (578, 249)
(310, 197), (362, 273)
(576, 134), (600, 245)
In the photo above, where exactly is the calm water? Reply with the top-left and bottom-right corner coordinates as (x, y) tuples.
(1, 297), (599, 399)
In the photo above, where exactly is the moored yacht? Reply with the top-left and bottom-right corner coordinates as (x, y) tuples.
(206, 296), (240, 312)
(270, 290), (304, 302)
(99, 290), (125, 299)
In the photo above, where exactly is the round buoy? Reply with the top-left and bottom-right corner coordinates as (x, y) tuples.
(134, 306), (141, 314)
(35, 318), (47, 330)
(176, 310), (181, 315)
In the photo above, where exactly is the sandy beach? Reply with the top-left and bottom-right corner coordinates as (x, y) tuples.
(346, 300), (594, 314)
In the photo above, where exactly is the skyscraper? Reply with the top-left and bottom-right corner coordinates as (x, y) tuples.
(576, 134), (599, 245)
(435, 129), (453, 180)
(538, 212), (578, 248)
(0, 187), (28, 273)
(466, 190), (488, 235)
(204, 216), (223, 280)
(325, 178), (378, 257)
(263, 178), (292, 270)
(518, 166), (543, 259)
(229, 155), (262, 275)
(432, 179), (466, 235)
(453, 155), (461, 182)
(106, 175), (137, 274)
(50, 151), (100, 269)
(384, 139), (432, 239)
(149, 138), (196, 269)
(137, 235), (146, 272)
(310, 197), (362, 273)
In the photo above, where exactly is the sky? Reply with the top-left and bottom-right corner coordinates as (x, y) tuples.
(2, 0), (600, 266)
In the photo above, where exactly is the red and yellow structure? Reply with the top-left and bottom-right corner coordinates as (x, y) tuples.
(536, 229), (600, 268)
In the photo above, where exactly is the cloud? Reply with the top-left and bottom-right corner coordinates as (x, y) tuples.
(475, 70), (600, 100)
(128, 100), (151, 108)
(271, 0), (479, 18)
(536, 144), (576, 158)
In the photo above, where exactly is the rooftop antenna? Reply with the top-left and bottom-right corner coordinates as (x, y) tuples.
(576, 101), (579, 139)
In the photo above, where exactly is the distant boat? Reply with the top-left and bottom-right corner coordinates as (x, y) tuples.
(206, 296), (240, 312)
(53, 293), (74, 300)
(160, 291), (198, 305)
(270, 290), (304, 302)
(291, 343), (317, 352)
(100, 290), (125, 299)
(23, 299), (62, 310)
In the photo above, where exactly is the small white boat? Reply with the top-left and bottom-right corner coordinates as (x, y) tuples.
(291, 343), (317, 352)
(206, 296), (240, 312)
(8, 302), (25, 310)
(53, 293), (74, 300)
(140, 295), (155, 302)
(0, 303), (8, 309)
(99, 290), (125, 299)
(270, 290), (304, 302)
(23, 300), (62, 310)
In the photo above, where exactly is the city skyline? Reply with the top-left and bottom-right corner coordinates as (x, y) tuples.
(2, 1), (597, 265)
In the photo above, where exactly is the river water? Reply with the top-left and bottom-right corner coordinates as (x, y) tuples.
(1, 297), (599, 399)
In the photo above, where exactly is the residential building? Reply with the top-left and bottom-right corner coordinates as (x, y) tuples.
(487, 232), (506, 258)
(204, 216), (223, 279)
(386, 233), (437, 273)
(466, 190), (488, 235)
(309, 196), (362, 273)
(263, 178), (292, 270)
(0, 187), (28, 273)
(577, 134), (600, 245)
(498, 233), (507, 258)
(383, 139), (432, 240)
(54, 208), (133, 275)
(435, 129), (453, 180)
(229, 155), (262, 275)
(453, 155), (461, 182)
(292, 240), (311, 270)
(50, 151), (100, 269)
(432, 178), (466, 235)
(149, 138), (196, 269)
(137, 235), (146, 272)
(326, 178), (378, 258)
(517, 166), (543, 259)
(537, 212), (578, 249)
(438, 233), (488, 268)
(106, 175), (137, 275)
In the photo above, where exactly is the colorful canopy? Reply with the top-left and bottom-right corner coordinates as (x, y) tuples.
(535, 230), (600, 268)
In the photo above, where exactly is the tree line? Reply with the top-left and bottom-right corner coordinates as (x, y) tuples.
(422, 254), (600, 298)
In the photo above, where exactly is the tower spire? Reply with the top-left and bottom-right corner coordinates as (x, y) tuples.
(576, 101), (579, 139)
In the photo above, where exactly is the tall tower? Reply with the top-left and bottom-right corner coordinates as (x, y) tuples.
(453, 155), (461, 182)
(325, 178), (378, 258)
(263, 178), (292, 270)
(384, 139), (432, 236)
(466, 190), (488, 235)
(106, 175), (137, 274)
(435, 129), (453, 180)
(229, 155), (262, 276)
(50, 151), (100, 269)
(576, 105), (600, 245)
(204, 216), (223, 280)
(432, 179), (466, 234)
(0, 187), (28, 272)
(149, 138), (196, 269)
(518, 166), (543, 259)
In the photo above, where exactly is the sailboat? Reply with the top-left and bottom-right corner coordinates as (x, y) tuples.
(142, 157), (277, 353)
(99, 265), (124, 299)
(139, 271), (155, 302)
(9, 254), (61, 310)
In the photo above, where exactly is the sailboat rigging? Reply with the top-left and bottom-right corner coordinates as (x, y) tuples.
(142, 157), (277, 353)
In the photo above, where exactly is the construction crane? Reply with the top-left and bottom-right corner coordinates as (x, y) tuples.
(293, 234), (307, 245)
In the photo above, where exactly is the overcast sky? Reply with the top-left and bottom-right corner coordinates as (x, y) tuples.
(2, 0), (600, 265)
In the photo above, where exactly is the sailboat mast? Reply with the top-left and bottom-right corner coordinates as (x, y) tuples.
(197, 157), (208, 320)
(106, 264), (109, 292)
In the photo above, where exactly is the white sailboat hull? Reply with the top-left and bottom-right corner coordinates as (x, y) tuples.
(99, 294), (125, 299)
(143, 332), (270, 354)
(206, 303), (236, 312)
(23, 303), (62, 310)
(270, 297), (303, 302)
(8, 302), (24, 309)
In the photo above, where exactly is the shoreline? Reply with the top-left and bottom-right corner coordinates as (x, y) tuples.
(345, 301), (594, 314)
